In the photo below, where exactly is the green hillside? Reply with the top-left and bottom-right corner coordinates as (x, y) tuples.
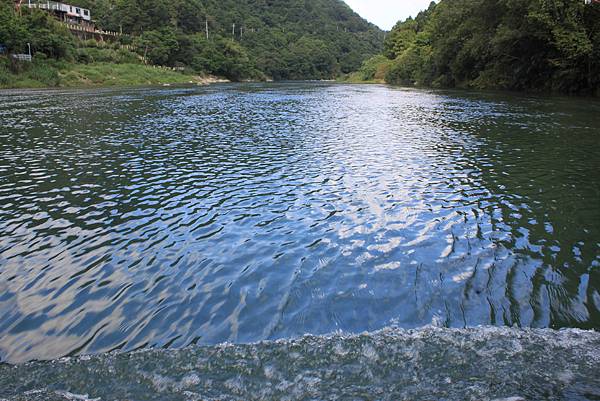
(91, 0), (383, 79)
(0, 0), (384, 84)
(350, 0), (600, 95)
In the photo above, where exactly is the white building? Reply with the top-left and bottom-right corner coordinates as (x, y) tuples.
(25, 1), (92, 26)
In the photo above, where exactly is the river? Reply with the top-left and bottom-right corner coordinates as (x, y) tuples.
(0, 83), (599, 399)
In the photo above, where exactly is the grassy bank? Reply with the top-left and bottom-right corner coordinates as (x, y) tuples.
(338, 54), (390, 85)
(0, 58), (220, 89)
(338, 74), (384, 85)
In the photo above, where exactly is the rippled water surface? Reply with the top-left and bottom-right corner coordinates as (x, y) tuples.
(0, 83), (599, 363)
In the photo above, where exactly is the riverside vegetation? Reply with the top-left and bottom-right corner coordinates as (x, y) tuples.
(347, 0), (600, 95)
(0, 0), (383, 88)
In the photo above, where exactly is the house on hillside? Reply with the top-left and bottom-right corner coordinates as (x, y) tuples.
(19, 1), (121, 40)
(24, 1), (94, 30)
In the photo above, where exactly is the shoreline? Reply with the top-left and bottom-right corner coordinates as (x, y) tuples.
(338, 77), (600, 99)
(2, 69), (599, 103)
(0, 61), (231, 90)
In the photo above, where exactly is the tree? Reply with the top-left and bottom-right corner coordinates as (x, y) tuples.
(135, 27), (179, 65)
(380, 0), (600, 94)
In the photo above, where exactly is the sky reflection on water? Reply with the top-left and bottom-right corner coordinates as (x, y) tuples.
(0, 83), (599, 363)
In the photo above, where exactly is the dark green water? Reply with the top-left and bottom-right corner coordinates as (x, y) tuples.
(0, 83), (599, 367)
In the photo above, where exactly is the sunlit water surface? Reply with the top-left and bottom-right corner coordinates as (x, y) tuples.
(0, 83), (599, 363)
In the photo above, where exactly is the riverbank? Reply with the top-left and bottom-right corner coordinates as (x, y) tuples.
(337, 75), (385, 85)
(1, 326), (599, 401)
(339, 70), (600, 98)
(0, 60), (229, 89)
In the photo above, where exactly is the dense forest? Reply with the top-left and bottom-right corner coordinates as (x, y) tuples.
(354, 0), (600, 95)
(0, 0), (383, 81)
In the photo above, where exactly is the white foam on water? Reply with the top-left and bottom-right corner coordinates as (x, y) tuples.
(0, 326), (599, 401)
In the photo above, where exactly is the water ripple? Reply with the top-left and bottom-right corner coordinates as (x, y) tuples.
(0, 83), (599, 363)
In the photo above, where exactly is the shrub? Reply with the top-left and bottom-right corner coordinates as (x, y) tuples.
(356, 55), (392, 81)
(0, 61), (12, 86)
(75, 48), (93, 64)
(115, 48), (139, 64)
(24, 62), (60, 86)
(82, 39), (100, 48)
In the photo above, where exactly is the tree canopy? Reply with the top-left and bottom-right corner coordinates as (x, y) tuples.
(0, 0), (384, 81)
(0, 2), (75, 59)
(75, 0), (384, 80)
(359, 0), (600, 95)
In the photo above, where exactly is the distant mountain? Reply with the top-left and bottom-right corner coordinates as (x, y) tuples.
(76, 0), (385, 80)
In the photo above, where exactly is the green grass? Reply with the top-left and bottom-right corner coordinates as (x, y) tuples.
(338, 73), (385, 84)
(0, 55), (203, 89)
(0, 59), (58, 88)
(60, 63), (199, 87)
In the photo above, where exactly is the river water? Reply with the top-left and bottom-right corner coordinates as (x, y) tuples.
(0, 83), (599, 368)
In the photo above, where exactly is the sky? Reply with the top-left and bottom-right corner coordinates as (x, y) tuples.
(344, 0), (434, 31)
